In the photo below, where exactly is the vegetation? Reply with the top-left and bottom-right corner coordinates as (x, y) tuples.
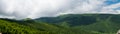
(0, 14), (120, 34)
(0, 18), (95, 34)
(35, 14), (120, 34)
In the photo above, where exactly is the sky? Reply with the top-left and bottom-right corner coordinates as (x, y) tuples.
(0, 0), (120, 19)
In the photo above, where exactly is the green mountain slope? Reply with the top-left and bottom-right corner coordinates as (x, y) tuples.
(35, 14), (97, 26)
(0, 14), (120, 34)
(0, 18), (96, 34)
(35, 14), (120, 34)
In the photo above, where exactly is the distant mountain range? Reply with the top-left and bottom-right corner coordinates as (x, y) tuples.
(35, 14), (120, 26)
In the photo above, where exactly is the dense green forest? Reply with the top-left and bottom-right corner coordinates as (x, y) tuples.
(0, 14), (120, 34)
(0, 18), (95, 34)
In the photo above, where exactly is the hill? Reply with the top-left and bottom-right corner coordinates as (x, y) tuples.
(0, 14), (120, 34)
(35, 14), (120, 34)
(0, 18), (95, 34)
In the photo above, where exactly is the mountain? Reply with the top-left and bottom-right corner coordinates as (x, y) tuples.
(35, 14), (118, 26)
(35, 14), (97, 26)
(0, 14), (120, 34)
(0, 18), (96, 34)
(35, 14), (120, 34)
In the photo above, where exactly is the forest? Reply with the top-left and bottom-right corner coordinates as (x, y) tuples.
(0, 14), (120, 34)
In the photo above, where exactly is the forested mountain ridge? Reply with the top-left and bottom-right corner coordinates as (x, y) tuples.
(0, 14), (120, 34)
(35, 14), (120, 34)
(35, 14), (120, 26)
(0, 18), (95, 34)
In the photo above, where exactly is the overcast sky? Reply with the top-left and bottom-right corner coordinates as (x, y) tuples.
(0, 0), (120, 19)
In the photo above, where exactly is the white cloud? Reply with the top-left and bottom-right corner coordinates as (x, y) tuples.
(100, 3), (120, 14)
(0, 0), (120, 19)
(0, 0), (71, 19)
(60, 0), (106, 14)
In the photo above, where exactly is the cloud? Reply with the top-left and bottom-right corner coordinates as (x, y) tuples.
(59, 0), (106, 14)
(0, 0), (120, 19)
(100, 3), (120, 14)
(0, 0), (71, 19)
